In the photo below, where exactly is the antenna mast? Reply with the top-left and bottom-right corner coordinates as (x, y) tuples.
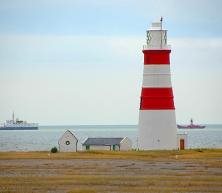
(12, 111), (15, 123)
(160, 17), (163, 48)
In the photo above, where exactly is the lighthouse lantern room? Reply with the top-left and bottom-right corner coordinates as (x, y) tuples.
(138, 18), (177, 150)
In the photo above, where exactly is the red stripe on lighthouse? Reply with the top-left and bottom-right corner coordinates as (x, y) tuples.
(140, 88), (175, 110)
(143, 50), (171, 65)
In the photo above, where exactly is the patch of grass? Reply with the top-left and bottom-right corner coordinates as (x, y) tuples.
(195, 148), (204, 152)
(0, 149), (222, 193)
(0, 149), (222, 160)
(68, 189), (97, 193)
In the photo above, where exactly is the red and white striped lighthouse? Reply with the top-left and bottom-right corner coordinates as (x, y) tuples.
(138, 18), (177, 150)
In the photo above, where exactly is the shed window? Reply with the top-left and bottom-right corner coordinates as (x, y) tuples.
(66, 141), (70, 145)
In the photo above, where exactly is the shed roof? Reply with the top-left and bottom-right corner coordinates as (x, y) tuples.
(58, 130), (78, 144)
(82, 138), (124, 146)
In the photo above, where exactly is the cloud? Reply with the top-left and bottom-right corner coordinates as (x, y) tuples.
(0, 35), (143, 70)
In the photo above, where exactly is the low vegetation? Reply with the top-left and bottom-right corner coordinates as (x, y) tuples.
(0, 148), (222, 160)
(50, 146), (58, 153)
(0, 149), (222, 193)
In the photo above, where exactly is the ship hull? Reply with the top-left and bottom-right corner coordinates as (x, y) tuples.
(177, 125), (205, 129)
(0, 127), (38, 130)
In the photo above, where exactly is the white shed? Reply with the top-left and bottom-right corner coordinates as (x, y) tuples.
(177, 133), (188, 150)
(82, 137), (132, 151)
(58, 130), (78, 152)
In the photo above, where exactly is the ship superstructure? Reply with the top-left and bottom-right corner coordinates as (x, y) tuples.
(177, 119), (205, 129)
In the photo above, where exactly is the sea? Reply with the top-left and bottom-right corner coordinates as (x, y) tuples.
(0, 124), (222, 151)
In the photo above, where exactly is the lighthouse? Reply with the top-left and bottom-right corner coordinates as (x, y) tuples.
(138, 18), (177, 150)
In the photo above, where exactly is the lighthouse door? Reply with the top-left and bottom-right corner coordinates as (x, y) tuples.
(180, 139), (185, 150)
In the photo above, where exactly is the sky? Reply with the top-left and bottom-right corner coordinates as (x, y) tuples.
(0, 0), (222, 125)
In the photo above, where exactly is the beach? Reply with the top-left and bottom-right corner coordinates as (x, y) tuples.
(0, 150), (222, 193)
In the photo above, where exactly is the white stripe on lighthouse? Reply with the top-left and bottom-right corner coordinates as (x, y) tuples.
(142, 65), (172, 88)
(138, 110), (177, 150)
(143, 65), (171, 74)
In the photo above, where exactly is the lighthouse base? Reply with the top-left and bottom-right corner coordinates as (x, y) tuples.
(138, 110), (177, 150)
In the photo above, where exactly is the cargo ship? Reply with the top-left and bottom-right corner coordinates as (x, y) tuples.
(177, 118), (205, 129)
(0, 113), (38, 130)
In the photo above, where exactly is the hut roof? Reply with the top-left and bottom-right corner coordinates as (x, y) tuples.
(58, 130), (78, 144)
(82, 138), (124, 146)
